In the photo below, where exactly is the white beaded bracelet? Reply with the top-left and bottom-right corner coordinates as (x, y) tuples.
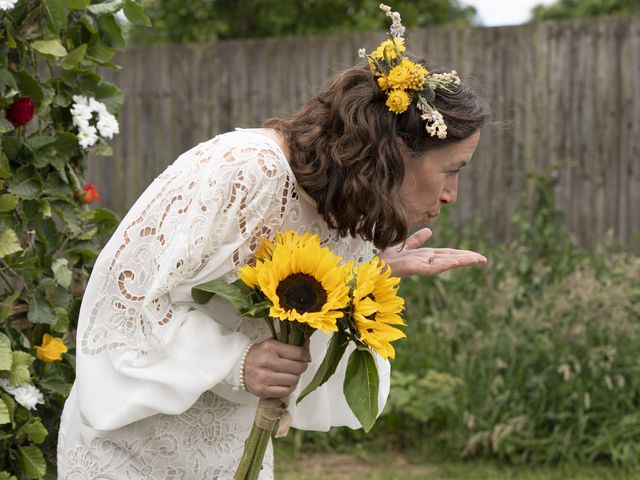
(237, 342), (254, 392)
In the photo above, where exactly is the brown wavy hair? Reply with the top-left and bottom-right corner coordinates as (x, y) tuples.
(264, 60), (490, 250)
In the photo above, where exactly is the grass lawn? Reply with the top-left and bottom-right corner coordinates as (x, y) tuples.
(274, 449), (640, 480)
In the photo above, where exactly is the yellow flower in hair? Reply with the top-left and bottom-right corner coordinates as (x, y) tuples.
(407, 61), (429, 92)
(371, 38), (406, 62)
(377, 75), (390, 91)
(386, 89), (411, 114)
(387, 62), (412, 90)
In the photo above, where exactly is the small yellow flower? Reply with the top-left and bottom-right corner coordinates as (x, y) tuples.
(371, 38), (406, 61)
(377, 75), (390, 91)
(386, 89), (411, 114)
(35, 334), (67, 363)
(387, 62), (412, 90)
(407, 61), (429, 92)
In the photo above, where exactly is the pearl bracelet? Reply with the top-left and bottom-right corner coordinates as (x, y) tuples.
(237, 342), (254, 392)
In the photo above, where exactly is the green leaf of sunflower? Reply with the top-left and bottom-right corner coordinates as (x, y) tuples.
(297, 330), (349, 405)
(191, 279), (253, 311)
(343, 348), (379, 433)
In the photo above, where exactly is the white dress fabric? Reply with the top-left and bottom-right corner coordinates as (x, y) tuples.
(57, 129), (391, 479)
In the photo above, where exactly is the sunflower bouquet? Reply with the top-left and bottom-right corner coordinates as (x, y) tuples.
(191, 230), (405, 480)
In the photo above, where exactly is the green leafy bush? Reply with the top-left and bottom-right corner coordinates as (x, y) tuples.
(289, 175), (640, 468)
(0, 1), (148, 477)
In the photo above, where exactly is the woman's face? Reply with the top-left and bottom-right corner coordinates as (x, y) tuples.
(399, 131), (481, 225)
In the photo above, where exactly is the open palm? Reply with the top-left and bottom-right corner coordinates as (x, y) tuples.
(378, 228), (487, 278)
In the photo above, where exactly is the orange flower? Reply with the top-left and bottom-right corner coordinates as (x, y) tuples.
(35, 334), (68, 363)
(81, 183), (100, 203)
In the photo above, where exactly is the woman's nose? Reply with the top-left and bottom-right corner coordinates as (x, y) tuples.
(440, 178), (458, 204)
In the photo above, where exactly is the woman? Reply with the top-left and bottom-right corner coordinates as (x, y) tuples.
(57, 7), (489, 479)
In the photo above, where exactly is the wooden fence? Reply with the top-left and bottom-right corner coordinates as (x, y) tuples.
(91, 16), (640, 245)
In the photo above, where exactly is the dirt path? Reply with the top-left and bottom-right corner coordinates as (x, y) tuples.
(286, 452), (438, 477)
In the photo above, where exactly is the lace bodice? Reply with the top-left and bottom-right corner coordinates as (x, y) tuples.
(57, 130), (390, 479)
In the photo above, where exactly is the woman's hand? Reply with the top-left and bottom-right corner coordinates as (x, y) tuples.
(378, 228), (487, 278)
(243, 339), (311, 399)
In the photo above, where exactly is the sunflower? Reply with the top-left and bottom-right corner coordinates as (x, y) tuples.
(238, 231), (353, 333)
(352, 257), (405, 359)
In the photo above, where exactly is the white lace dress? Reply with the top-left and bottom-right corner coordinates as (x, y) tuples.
(57, 129), (391, 479)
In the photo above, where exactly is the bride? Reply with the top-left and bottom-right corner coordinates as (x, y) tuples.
(57, 5), (489, 479)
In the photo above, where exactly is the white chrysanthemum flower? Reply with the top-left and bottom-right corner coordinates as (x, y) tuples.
(97, 111), (120, 139)
(72, 95), (89, 106)
(358, 48), (366, 59)
(11, 384), (44, 410)
(0, 0), (18, 11)
(78, 125), (99, 149)
(89, 97), (108, 115)
(71, 103), (93, 126)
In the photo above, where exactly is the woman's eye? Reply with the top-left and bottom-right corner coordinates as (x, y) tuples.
(448, 169), (462, 176)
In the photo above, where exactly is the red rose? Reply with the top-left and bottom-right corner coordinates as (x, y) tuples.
(6, 97), (35, 127)
(81, 183), (101, 203)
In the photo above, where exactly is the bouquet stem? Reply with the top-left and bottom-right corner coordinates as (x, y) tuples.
(234, 397), (290, 480)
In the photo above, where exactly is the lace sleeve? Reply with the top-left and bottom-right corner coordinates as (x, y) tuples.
(75, 134), (295, 430)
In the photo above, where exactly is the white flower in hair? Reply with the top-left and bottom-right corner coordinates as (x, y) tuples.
(358, 48), (367, 58)
(379, 3), (405, 39)
(429, 71), (461, 85)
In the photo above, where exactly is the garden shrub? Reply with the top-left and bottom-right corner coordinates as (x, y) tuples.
(0, 1), (148, 477)
(290, 175), (640, 468)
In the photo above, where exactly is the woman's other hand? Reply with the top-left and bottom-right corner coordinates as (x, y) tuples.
(243, 339), (311, 399)
(378, 227), (487, 278)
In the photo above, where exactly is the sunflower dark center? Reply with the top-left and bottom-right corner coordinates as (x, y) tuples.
(276, 273), (327, 313)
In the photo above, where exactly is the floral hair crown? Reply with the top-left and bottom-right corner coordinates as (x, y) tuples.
(358, 4), (461, 139)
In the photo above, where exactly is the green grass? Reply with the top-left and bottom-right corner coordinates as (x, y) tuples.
(275, 448), (640, 479)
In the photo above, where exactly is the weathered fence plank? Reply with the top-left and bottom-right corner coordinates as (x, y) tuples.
(91, 16), (640, 245)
